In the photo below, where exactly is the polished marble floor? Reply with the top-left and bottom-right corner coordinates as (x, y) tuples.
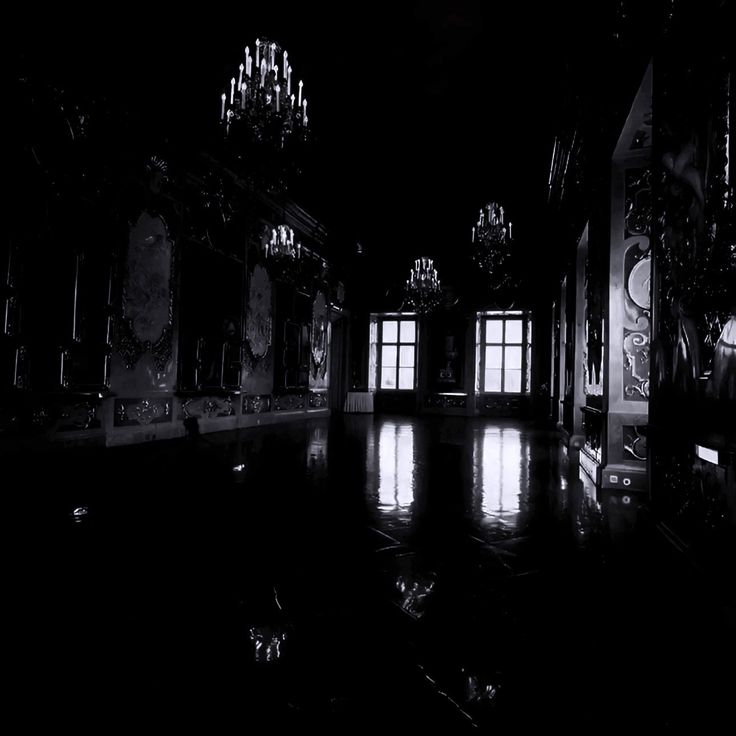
(10, 415), (736, 730)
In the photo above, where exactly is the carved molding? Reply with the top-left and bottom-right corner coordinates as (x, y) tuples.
(58, 402), (99, 431)
(622, 425), (647, 462)
(115, 316), (147, 369)
(308, 391), (328, 409)
(14, 346), (28, 389)
(114, 397), (172, 426)
(243, 394), (272, 414)
(0, 399), (101, 433)
(181, 395), (235, 419)
(274, 393), (306, 411)
(151, 325), (174, 373)
(426, 393), (467, 409)
(477, 395), (522, 413)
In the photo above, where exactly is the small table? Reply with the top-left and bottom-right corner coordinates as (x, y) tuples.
(344, 391), (374, 413)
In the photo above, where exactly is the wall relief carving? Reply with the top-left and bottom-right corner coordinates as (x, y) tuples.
(116, 212), (174, 371)
(311, 290), (328, 377)
(245, 264), (272, 361)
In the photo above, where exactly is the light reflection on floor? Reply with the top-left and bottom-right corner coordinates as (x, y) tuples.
(374, 420), (415, 512)
(473, 425), (529, 529)
(17, 413), (733, 731)
(306, 424), (328, 477)
(364, 418), (537, 535)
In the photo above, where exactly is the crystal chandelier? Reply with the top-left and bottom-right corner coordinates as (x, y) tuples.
(471, 202), (514, 286)
(405, 257), (442, 314)
(261, 224), (301, 261)
(220, 38), (309, 148)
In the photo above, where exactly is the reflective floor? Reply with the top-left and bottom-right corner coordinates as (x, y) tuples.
(10, 415), (736, 731)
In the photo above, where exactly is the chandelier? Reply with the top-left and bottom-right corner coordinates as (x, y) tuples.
(471, 202), (514, 286)
(220, 38), (308, 148)
(405, 257), (442, 314)
(261, 224), (301, 261)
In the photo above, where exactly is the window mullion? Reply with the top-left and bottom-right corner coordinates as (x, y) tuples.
(501, 319), (506, 392)
(522, 318), (527, 393)
(395, 339), (399, 388)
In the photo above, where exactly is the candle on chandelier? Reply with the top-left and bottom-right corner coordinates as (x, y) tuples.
(255, 39), (260, 67)
(238, 63), (244, 89)
(472, 226), (476, 242)
(508, 222), (512, 239)
(290, 93), (295, 111)
(241, 83), (247, 109)
(283, 50), (288, 78)
(275, 84), (280, 112)
(230, 77), (236, 105)
(220, 93), (226, 120)
(274, 64), (279, 82)
(298, 80), (303, 107)
(499, 206), (504, 224)
(261, 59), (267, 87)
(287, 66), (292, 95)
(271, 43), (276, 68)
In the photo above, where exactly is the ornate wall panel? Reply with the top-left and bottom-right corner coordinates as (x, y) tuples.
(622, 168), (652, 402)
(115, 212), (175, 373)
(245, 264), (272, 361)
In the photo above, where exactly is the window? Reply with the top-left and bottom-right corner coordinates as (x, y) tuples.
(370, 315), (417, 390)
(477, 312), (532, 394)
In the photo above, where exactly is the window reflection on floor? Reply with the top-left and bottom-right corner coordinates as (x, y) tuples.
(306, 425), (328, 476)
(374, 421), (415, 511)
(473, 426), (529, 527)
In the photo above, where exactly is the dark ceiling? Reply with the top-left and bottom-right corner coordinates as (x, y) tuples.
(12, 1), (665, 303)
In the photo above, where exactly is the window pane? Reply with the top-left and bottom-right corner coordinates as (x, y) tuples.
(485, 345), (503, 369)
(399, 345), (415, 367)
(399, 321), (416, 343)
(485, 369), (502, 392)
(505, 369), (522, 393)
(381, 369), (396, 389)
(505, 346), (522, 369)
(505, 320), (522, 343)
(486, 319), (503, 343)
(398, 367), (414, 389)
(382, 345), (397, 367)
(382, 321), (398, 342)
